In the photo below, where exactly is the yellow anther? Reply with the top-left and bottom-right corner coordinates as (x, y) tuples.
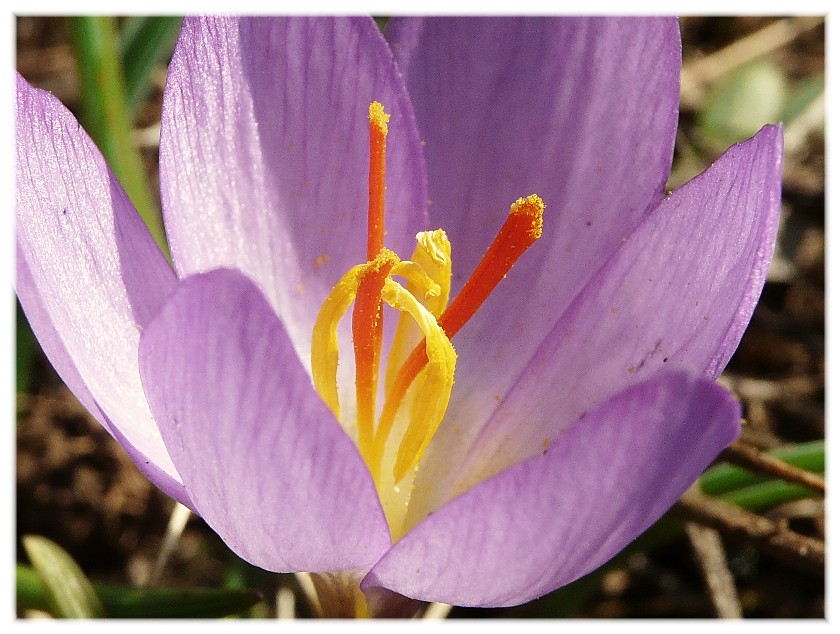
(374, 278), (456, 483)
(311, 262), (369, 420)
(389, 260), (442, 301)
(412, 229), (452, 316)
(368, 248), (400, 273)
(385, 230), (452, 394)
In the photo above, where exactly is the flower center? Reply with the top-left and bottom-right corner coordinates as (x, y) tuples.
(311, 102), (544, 537)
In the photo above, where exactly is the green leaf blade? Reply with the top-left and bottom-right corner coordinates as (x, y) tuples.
(22, 535), (106, 618)
(700, 441), (824, 495)
(120, 16), (182, 113)
(67, 16), (169, 257)
(17, 561), (262, 619)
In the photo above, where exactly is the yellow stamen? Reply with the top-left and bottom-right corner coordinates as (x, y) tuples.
(311, 262), (368, 420)
(385, 230), (452, 394)
(373, 278), (456, 483)
(389, 259), (443, 300)
(311, 100), (545, 537)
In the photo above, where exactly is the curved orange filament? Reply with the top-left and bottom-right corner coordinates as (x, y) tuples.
(374, 195), (544, 456)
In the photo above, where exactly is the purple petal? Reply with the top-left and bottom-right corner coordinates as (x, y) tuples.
(160, 17), (428, 368)
(387, 16), (683, 486)
(138, 268), (391, 572)
(388, 17), (679, 282)
(14, 74), (187, 503)
(363, 372), (740, 607)
(408, 124), (782, 524)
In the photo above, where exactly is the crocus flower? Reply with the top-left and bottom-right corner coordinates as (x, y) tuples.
(16, 16), (782, 615)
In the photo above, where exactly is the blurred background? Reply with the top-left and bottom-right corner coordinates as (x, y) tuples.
(15, 16), (825, 618)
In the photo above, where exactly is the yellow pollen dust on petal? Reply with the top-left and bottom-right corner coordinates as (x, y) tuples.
(311, 99), (546, 537)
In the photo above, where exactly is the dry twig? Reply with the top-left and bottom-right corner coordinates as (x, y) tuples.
(676, 489), (824, 575)
(721, 439), (825, 493)
(685, 522), (742, 618)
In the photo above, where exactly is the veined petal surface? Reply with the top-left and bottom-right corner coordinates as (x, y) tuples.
(14, 74), (186, 503)
(138, 269), (391, 572)
(160, 17), (428, 371)
(387, 16), (684, 508)
(364, 372), (740, 606)
(444, 124), (782, 498)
